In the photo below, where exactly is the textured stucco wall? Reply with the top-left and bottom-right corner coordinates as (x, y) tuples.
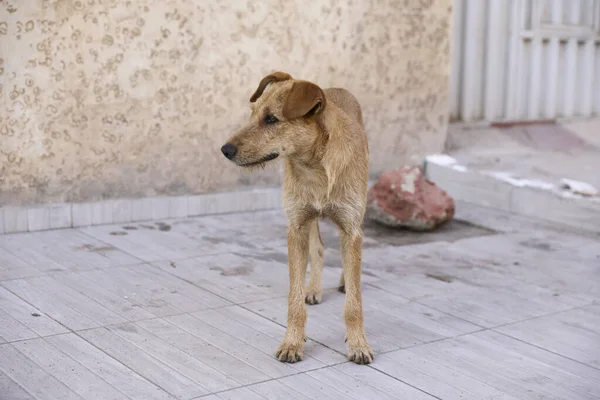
(0, 0), (452, 206)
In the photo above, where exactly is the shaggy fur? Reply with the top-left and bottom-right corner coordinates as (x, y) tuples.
(221, 72), (373, 364)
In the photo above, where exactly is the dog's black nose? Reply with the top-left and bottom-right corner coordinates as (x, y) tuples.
(221, 143), (237, 159)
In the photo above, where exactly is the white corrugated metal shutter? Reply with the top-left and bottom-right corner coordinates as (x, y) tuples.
(450, 0), (600, 122)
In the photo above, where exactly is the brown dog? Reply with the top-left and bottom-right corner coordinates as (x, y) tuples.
(221, 72), (373, 364)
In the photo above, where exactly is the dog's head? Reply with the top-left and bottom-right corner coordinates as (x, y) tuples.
(221, 72), (327, 168)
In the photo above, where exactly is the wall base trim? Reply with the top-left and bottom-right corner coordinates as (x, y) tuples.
(0, 187), (283, 235)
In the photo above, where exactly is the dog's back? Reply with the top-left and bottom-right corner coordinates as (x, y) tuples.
(323, 88), (364, 127)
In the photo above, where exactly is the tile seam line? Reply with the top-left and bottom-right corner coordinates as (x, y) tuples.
(189, 361), (352, 400)
(237, 302), (350, 358)
(0, 355), (40, 400)
(492, 327), (600, 373)
(365, 282), (488, 329)
(186, 306), (334, 367)
(411, 299), (597, 333)
(33, 335), (151, 400)
(0, 341), (86, 400)
(71, 327), (178, 399)
(3, 274), (126, 330)
(106, 321), (245, 395)
(157, 315), (322, 383)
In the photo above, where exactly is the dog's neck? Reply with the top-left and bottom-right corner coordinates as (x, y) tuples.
(282, 101), (365, 201)
(283, 118), (329, 186)
(287, 110), (333, 167)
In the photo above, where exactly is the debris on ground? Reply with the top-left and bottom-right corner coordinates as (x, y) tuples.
(366, 165), (455, 231)
(560, 178), (598, 197)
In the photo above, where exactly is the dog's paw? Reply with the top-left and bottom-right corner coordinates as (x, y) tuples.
(304, 289), (322, 305)
(275, 341), (304, 363)
(347, 343), (374, 365)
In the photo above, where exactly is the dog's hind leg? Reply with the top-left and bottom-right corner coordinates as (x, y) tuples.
(338, 271), (345, 293)
(305, 219), (324, 305)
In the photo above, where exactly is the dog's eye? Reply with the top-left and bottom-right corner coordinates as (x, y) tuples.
(264, 114), (279, 124)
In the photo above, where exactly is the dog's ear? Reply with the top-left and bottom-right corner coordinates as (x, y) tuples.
(282, 81), (326, 120)
(249, 72), (292, 103)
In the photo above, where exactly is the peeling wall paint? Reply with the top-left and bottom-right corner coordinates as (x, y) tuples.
(0, 0), (452, 206)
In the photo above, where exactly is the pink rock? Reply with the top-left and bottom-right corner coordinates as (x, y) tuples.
(366, 165), (455, 231)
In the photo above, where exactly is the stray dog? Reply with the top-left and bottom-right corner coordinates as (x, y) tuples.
(221, 72), (373, 364)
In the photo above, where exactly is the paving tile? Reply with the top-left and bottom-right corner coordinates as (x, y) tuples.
(2, 278), (117, 331)
(0, 238), (64, 275)
(1, 228), (139, 272)
(0, 205), (599, 399)
(307, 365), (402, 400)
(244, 284), (480, 355)
(511, 186), (600, 234)
(57, 265), (231, 319)
(0, 245), (43, 280)
(193, 306), (345, 368)
(106, 322), (240, 393)
(165, 313), (307, 379)
(243, 293), (354, 354)
(244, 379), (313, 400)
(54, 270), (157, 321)
(47, 333), (174, 400)
(334, 363), (437, 400)
(0, 369), (32, 400)
(79, 327), (206, 399)
(137, 317), (269, 386)
(0, 286), (68, 337)
(13, 338), (128, 400)
(373, 348), (521, 400)
(79, 224), (169, 262)
(215, 386), (266, 400)
(153, 253), (290, 304)
(415, 282), (590, 328)
(0, 307), (39, 343)
(0, 343), (83, 400)
(496, 304), (600, 368)
(276, 371), (354, 399)
(376, 330), (600, 400)
(80, 220), (255, 261)
(504, 124), (587, 151)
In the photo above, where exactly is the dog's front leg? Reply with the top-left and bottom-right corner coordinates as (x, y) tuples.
(341, 230), (374, 364)
(276, 222), (310, 363)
